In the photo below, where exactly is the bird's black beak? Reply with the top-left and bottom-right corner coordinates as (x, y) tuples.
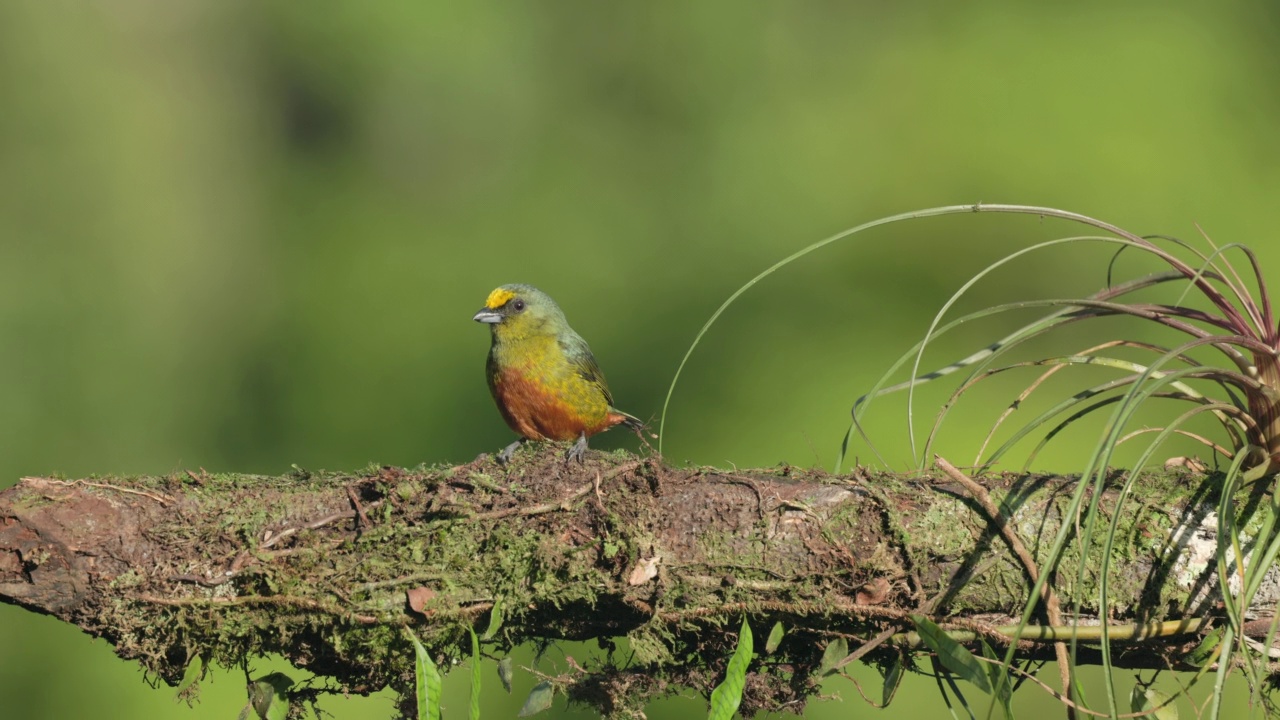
(473, 308), (503, 324)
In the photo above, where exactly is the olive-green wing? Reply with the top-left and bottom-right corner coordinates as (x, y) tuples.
(559, 333), (613, 406)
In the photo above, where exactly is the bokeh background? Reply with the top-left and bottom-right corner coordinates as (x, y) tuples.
(3, 1), (1278, 718)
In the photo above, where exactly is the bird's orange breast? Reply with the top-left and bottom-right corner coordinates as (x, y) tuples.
(489, 366), (618, 441)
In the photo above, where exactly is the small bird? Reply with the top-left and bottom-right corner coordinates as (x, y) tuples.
(473, 284), (645, 464)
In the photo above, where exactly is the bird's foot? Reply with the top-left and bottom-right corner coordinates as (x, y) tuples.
(497, 439), (525, 465)
(566, 433), (588, 464)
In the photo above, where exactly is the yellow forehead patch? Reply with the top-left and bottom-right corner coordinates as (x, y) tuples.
(485, 287), (515, 309)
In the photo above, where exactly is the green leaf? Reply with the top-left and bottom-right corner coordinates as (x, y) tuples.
(174, 654), (203, 703)
(483, 597), (504, 640)
(409, 630), (443, 720)
(247, 682), (270, 717)
(518, 680), (554, 717)
(911, 614), (991, 695)
(764, 622), (785, 655)
(1147, 688), (1178, 720)
(1130, 685), (1148, 715)
(497, 656), (514, 694)
(469, 627), (482, 720)
(247, 672), (293, 720)
(818, 637), (848, 677)
(980, 641), (1013, 719)
(708, 616), (753, 720)
(1130, 683), (1178, 720)
(881, 654), (904, 708)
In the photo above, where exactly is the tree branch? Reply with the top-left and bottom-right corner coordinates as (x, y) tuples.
(0, 448), (1269, 716)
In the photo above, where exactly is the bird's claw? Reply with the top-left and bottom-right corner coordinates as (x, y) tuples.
(497, 439), (524, 465)
(566, 433), (588, 464)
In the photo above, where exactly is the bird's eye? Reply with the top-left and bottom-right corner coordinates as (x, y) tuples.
(512, 299), (526, 312)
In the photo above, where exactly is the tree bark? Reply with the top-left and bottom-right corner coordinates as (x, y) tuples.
(0, 448), (1270, 716)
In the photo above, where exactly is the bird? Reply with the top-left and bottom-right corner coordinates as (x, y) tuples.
(473, 284), (646, 464)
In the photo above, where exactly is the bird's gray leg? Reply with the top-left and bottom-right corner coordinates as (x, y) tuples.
(566, 432), (588, 464)
(497, 438), (525, 465)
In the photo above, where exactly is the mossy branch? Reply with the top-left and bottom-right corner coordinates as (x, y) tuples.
(0, 447), (1270, 716)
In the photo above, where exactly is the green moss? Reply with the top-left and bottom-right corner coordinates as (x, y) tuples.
(913, 497), (978, 558)
(627, 623), (676, 666)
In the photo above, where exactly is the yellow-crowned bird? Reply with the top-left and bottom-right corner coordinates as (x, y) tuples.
(473, 284), (645, 464)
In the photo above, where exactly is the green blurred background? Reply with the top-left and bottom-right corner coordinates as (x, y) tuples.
(2, 1), (1277, 717)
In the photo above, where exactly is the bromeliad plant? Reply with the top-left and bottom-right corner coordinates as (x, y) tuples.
(936, 208), (1274, 476)
(662, 203), (1280, 477)
(841, 205), (1280, 479)
(840, 205), (1280, 718)
(661, 203), (1280, 717)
